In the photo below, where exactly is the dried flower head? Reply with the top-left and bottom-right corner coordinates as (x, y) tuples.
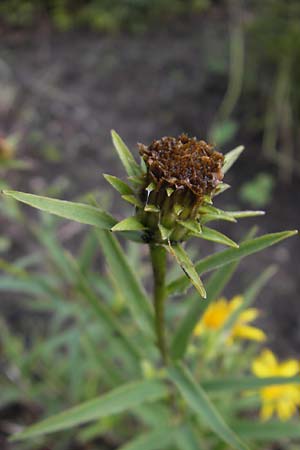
(139, 134), (224, 199)
(136, 134), (225, 243)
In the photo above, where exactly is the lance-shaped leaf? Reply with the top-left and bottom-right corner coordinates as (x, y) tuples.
(167, 230), (298, 296)
(103, 174), (134, 195)
(118, 427), (175, 450)
(111, 130), (142, 177)
(10, 379), (168, 441)
(169, 364), (249, 450)
(121, 194), (143, 208)
(2, 190), (117, 229)
(177, 219), (202, 234)
(111, 217), (146, 232)
(234, 420), (300, 441)
(222, 145), (244, 174)
(226, 210), (265, 219)
(202, 375), (300, 393)
(213, 182), (230, 196)
(196, 226), (239, 248)
(166, 244), (206, 298)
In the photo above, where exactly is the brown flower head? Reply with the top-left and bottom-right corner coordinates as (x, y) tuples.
(136, 134), (225, 243)
(139, 133), (224, 199)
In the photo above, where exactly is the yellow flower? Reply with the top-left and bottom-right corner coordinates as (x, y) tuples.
(252, 349), (300, 421)
(193, 295), (266, 343)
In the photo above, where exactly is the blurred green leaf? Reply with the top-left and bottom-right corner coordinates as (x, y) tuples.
(219, 265), (277, 338)
(169, 363), (249, 450)
(96, 230), (154, 337)
(11, 379), (168, 441)
(2, 190), (117, 229)
(118, 427), (174, 450)
(203, 375), (300, 392)
(234, 420), (300, 441)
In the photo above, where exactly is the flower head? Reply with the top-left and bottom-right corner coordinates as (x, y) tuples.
(139, 134), (224, 198)
(194, 295), (266, 343)
(252, 349), (300, 421)
(137, 134), (225, 243)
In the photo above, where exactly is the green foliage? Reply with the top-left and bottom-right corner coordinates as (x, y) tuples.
(239, 173), (274, 208)
(0, 0), (210, 31)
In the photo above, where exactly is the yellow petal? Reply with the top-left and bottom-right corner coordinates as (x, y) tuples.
(260, 401), (274, 421)
(193, 321), (204, 336)
(252, 349), (278, 377)
(240, 308), (260, 324)
(229, 295), (243, 311)
(278, 360), (299, 377)
(276, 400), (296, 421)
(233, 325), (266, 342)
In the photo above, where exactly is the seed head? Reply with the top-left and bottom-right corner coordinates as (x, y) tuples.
(139, 133), (224, 199)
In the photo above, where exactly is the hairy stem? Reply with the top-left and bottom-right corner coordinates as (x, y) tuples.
(150, 244), (168, 364)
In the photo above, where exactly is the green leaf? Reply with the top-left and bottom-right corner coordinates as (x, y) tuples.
(103, 174), (134, 195)
(169, 364), (249, 450)
(11, 379), (168, 441)
(234, 420), (300, 441)
(168, 230), (298, 295)
(175, 424), (203, 450)
(213, 182), (230, 196)
(144, 204), (160, 213)
(202, 375), (300, 392)
(226, 210), (265, 219)
(2, 190), (117, 229)
(222, 145), (244, 174)
(167, 244), (206, 298)
(121, 194), (143, 208)
(96, 230), (154, 337)
(118, 427), (174, 450)
(177, 219), (202, 234)
(111, 130), (142, 177)
(111, 217), (146, 232)
(197, 226), (239, 248)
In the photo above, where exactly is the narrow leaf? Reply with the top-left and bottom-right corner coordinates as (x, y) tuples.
(11, 379), (168, 441)
(111, 130), (142, 177)
(121, 194), (143, 208)
(103, 174), (134, 195)
(202, 375), (300, 392)
(234, 420), (300, 441)
(167, 244), (206, 298)
(111, 217), (146, 232)
(222, 145), (244, 174)
(118, 428), (174, 450)
(227, 210), (265, 219)
(169, 364), (249, 450)
(198, 226), (239, 248)
(168, 230), (298, 295)
(2, 190), (117, 229)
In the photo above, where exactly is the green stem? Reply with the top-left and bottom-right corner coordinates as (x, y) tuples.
(150, 244), (168, 364)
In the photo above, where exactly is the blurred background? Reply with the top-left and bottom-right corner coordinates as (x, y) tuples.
(0, 0), (300, 449)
